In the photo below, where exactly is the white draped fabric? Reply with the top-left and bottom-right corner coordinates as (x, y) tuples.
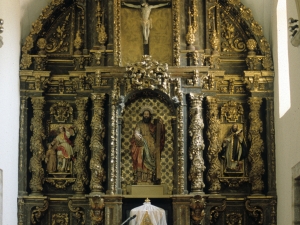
(129, 201), (167, 225)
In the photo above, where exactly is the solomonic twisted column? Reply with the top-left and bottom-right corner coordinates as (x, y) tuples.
(72, 97), (89, 194)
(90, 93), (106, 194)
(248, 97), (264, 194)
(188, 93), (205, 193)
(29, 97), (46, 195)
(206, 96), (221, 193)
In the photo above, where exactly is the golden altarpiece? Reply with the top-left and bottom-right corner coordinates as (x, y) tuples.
(18, 0), (276, 224)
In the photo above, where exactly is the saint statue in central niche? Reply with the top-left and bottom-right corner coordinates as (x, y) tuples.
(130, 106), (165, 184)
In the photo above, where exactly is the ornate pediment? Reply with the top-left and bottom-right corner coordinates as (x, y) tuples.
(124, 55), (170, 94)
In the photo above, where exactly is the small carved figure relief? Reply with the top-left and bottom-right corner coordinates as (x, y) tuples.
(122, 0), (170, 44)
(220, 124), (247, 173)
(131, 106), (165, 184)
(45, 144), (57, 173)
(48, 125), (75, 173)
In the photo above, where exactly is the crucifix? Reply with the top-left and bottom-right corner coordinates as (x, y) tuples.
(122, 0), (171, 54)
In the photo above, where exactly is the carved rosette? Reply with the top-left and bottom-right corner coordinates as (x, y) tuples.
(52, 213), (69, 225)
(72, 98), (89, 194)
(90, 93), (106, 193)
(124, 55), (170, 94)
(248, 97), (264, 194)
(190, 195), (206, 225)
(29, 97), (46, 194)
(206, 96), (221, 193)
(226, 213), (243, 225)
(188, 93), (205, 193)
(89, 196), (105, 225)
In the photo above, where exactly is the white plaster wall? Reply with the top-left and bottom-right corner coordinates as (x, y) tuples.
(0, 0), (20, 224)
(275, 0), (300, 224)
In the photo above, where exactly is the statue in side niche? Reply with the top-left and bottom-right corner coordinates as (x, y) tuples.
(220, 123), (248, 173)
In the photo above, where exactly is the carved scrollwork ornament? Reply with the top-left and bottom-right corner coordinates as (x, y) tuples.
(190, 195), (206, 225)
(245, 200), (263, 224)
(210, 200), (226, 224)
(68, 200), (86, 224)
(31, 199), (49, 224)
(74, 31), (83, 55)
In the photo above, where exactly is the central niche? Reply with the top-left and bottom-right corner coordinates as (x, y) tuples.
(121, 97), (174, 195)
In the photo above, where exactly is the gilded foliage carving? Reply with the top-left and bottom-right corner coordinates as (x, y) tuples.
(50, 101), (73, 123)
(29, 97), (46, 193)
(206, 97), (221, 193)
(90, 93), (106, 193)
(220, 12), (246, 52)
(188, 94), (205, 193)
(114, 0), (121, 66)
(72, 98), (89, 193)
(89, 197), (105, 225)
(248, 97), (264, 193)
(190, 195), (206, 224)
(52, 213), (69, 225)
(221, 100), (244, 123)
(124, 55), (170, 94)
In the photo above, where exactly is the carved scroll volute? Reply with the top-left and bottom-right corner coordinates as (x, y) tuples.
(245, 199), (263, 224)
(190, 195), (206, 225)
(90, 93), (106, 194)
(206, 96), (221, 193)
(30, 199), (49, 224)
(188, 93), (205, 193)
(72, 97), (89, 194)
(89, 196), (105, 225)
(248, 97), (264, 194)
(29, 97), (46, 195)
(68, 200), (86, 224)
(210, 200), (226, 224)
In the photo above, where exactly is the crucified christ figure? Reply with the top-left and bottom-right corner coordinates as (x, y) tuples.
(122, 0), (170, 44)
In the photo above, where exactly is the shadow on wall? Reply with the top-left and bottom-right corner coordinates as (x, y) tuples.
(20, 0), (51, 43)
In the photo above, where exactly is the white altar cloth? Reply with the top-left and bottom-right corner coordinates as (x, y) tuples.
(129, 201), (167, 225)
